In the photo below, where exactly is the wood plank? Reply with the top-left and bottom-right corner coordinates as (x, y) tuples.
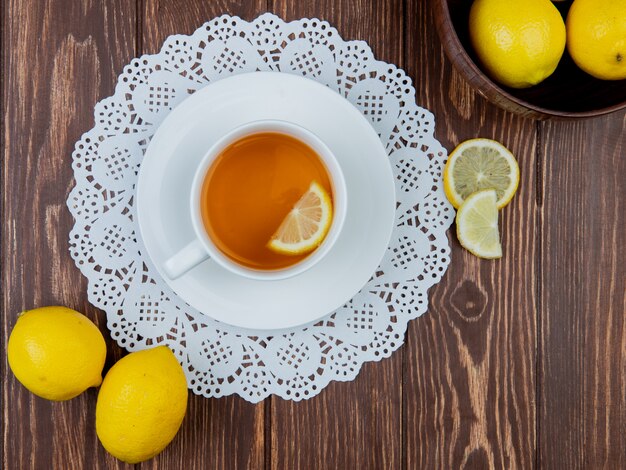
(138, 1), (267, 469)
(1, 0), (136, 469)
(267, 1), (404, 469)
(403, 1), (537, 468)
(539, 114), (626, 469)
(142, 0), (269, 54)
(3, 1), (624, 469)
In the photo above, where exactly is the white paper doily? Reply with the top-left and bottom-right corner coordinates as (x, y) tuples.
(67, 13), (454, 402)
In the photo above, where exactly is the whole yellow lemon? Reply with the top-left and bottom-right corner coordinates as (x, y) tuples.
(567, 0), (626, 80)
(7, 306), (106, 401)
(96, 346), (188, 464)
(469, 0), (566, 88)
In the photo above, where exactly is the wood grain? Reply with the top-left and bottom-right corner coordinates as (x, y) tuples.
(268, 1), (404, 469)
(539, 114), (626, 469)
(142, 0), (268, 55)
(2, 0), (625, 469)
(1, 0), (136, 469)
(403, 1), (537, 468)
(139, 1), (268, 469)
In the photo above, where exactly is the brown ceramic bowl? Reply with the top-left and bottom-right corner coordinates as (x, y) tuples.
(433, 0), (626, 119)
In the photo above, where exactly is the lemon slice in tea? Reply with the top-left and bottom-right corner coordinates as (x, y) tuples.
(268, 181), (333, 256)
(456, 189), (502, 259)
(444, 138), (520, 209)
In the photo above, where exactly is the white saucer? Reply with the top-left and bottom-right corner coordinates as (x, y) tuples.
(137, 72), (395, 330)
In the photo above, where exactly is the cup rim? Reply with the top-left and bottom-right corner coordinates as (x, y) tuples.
(189, 119), (348, 281)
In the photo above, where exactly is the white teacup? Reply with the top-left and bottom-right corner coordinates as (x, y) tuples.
(163, 120), (348, 281)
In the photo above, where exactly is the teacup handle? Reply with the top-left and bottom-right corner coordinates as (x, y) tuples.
(164, 239), (209, 279)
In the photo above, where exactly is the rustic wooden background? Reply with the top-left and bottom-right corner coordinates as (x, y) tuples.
(2, 0), (624, 468)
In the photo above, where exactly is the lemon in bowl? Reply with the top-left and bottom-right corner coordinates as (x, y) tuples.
(434, 0), (626, 117)
(7, 306), (107, 401)
(566, 0), (626, 81)
(469, 0), (566, 88)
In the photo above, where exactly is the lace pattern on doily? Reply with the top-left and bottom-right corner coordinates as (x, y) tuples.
(68, 13), (454, 402)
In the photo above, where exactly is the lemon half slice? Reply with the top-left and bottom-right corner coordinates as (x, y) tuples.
(456, 189), (502, 259)
(444, 138), (519, 209)
(268, 181), (333, 255)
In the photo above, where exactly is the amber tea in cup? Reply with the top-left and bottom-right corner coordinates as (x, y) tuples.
(163, 120), (347, 281)
(200, 132), (333, 270)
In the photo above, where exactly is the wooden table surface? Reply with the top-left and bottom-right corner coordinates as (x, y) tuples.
(2, 0), (625, 468)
